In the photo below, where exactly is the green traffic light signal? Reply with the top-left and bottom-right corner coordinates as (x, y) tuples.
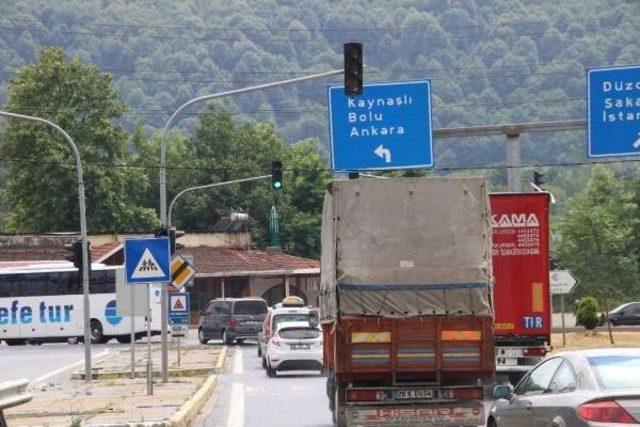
(272, 160), (283, 190)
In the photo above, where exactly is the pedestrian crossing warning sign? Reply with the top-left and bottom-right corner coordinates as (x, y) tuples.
(124, 237), (171, 284)
(131, 248), (167, 279)
(172, 297), (185, 310)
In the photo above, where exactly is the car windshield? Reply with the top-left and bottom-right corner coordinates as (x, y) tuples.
(588, 355), (640, 389)
(233, 301), (267, 315)
(278, 328), (320, 340)
(273, 313), (310, 329)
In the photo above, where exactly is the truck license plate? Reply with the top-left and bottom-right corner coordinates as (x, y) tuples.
(391, 389), (434, 400)
(497, 348), (524, 358)
(496, 358), (519, 366)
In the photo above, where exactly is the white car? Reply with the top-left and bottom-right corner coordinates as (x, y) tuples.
(258, 301), (316, 366)
(265, 321), (323, 377)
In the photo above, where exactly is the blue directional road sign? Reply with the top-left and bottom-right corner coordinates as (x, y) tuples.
(124, 237), (171, 285)
(169, 292), (190, 325)
(328, 80), (433, 171)
(588, 65), (640, 158)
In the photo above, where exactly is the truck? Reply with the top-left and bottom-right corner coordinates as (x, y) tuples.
(490, 192), (551, 384)
(320, 177), (495, 427)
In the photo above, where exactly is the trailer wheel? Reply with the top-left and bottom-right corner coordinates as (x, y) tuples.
(333, 380), (347, 427)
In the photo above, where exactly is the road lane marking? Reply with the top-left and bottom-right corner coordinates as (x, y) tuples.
(233, 347), (243, 375)
(227, 382), (244, 427)
(32, 348), (110, 386)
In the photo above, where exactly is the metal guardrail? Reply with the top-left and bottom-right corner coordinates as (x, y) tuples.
(0, 378), (32, 427)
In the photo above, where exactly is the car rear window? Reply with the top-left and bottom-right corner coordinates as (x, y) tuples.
(233, 301), (267, 315)
(273, 313), (310, 329)
(278, 328), (320, 339)
(588, 355), (640, 389)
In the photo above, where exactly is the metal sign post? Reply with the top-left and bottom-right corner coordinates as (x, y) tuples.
(146, 283), (152, 395)
(130, 284), (135, 379)
(550, 269), (580, 347)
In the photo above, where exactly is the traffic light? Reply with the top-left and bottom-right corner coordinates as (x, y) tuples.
(64, 240), (91, 272)
(271, 160), (283, 190)
(64, 240), (83, 269)
(155, 226), (172, 254)
(344, 42), (363, 96)
(155, 227), (183, 255)
(533, 171), (545, 187)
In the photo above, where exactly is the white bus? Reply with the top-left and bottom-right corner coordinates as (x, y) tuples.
(0, 262), (161, 346)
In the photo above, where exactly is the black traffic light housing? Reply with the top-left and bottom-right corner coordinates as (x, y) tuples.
(64, 239), (91, 273)
(533, 171), (545, 187)
(344, 42), (363, 96)
(155, 226), (184, 255)
(271, 160), (283, 190)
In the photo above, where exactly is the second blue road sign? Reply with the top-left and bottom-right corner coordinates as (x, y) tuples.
(588, 65), (640, 158)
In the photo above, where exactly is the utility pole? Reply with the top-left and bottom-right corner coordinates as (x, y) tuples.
(505, 132), (522, 192)
(156, 69), (342, 382)
(0, 111), (93, 384)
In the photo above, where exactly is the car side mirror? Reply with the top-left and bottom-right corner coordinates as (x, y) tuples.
(493, 384), (513, 399)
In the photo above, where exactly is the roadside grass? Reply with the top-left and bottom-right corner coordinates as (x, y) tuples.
(551, 330), (640, 350)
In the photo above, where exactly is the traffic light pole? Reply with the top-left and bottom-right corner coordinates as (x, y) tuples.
(157, 69), (341, 383)
(167, 175), (271, 227)
(0, 111), (93, 384)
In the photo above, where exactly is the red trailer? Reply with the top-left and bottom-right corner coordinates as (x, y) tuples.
(490, 192), (551, 383)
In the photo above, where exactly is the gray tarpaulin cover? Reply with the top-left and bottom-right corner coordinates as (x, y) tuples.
(319, 177), (493, 322)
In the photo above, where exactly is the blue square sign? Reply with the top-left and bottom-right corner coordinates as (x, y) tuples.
(328, 80), (433, 171)
(124, 237), (171, 284)
(588, 65), (640, 158)
(169, 292), (190, 325)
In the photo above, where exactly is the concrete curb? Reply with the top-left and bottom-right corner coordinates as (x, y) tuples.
(72, 345), (227, 380)
(82, 374), (218, 427)
(213, 345), (228, 373)
(166, 375), (218, 427)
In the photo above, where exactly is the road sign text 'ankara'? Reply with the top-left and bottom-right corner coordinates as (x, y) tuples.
(328, 80), (433, 171)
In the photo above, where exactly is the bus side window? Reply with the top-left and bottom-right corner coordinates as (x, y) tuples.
(0, 275), (20, 298)
(22, 274), (46, 296)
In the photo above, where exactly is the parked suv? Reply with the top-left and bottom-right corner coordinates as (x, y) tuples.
(198, 298), (268, 345)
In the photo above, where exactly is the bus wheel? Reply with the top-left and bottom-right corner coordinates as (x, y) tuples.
(67, 337), (79, 345)
(115, 335), (131, 344)
(91, 319), (105, 344)
(4, 339), (26, 346)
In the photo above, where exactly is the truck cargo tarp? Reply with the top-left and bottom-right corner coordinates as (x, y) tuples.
(320, 178), (493, 322)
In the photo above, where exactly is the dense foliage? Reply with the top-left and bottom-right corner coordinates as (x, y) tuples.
(575, 296), (599, 330)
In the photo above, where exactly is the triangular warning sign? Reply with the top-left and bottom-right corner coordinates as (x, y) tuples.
(131, 248), (167, 279)
(173, 298), (184, 310)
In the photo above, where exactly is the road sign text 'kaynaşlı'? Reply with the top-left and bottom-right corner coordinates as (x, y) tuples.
(328, 80), (433, 171)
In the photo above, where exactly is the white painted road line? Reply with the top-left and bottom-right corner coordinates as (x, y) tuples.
(32, 348), (110, 386)
(233, 347), (243, 375)
(227, 382), (245, 427)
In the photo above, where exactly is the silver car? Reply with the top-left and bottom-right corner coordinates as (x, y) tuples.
(488, 348), (640, 426)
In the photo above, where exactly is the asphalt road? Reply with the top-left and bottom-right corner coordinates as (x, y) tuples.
(195, 341), (331, 427)
(0, 341), (113, 384)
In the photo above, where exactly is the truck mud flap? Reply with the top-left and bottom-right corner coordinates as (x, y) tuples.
(345, 402), (484, 427)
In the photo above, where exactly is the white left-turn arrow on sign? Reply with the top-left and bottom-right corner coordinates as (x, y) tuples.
(374, 144), (391, 163)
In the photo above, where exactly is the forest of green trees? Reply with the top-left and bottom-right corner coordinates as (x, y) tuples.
(1, 0), (640, 304)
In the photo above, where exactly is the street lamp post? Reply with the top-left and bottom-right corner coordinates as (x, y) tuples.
(157, 69), (342, 382)
(0, 111), (93, 384)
